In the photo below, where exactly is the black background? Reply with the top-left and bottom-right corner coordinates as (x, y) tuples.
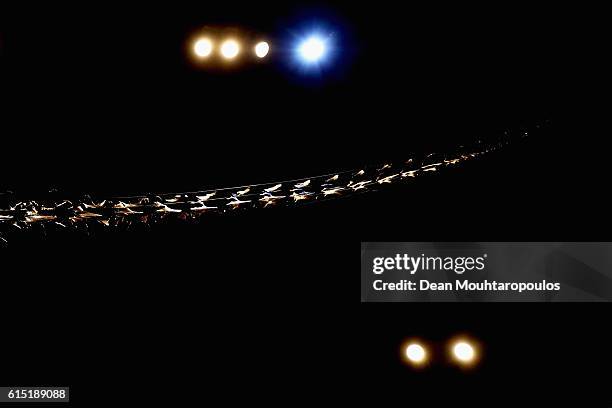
(1, 1), (610, 406)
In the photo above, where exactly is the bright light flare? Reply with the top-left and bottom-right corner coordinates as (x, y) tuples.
(404, 342), (428, 366)
(194, 38), (213, 58)
(453, 342), (474, 361)
(254, 41), (270, 58)
(298, 36), (327, 62)
(220, 39), (240, 59)
(451, 340), (478, 366)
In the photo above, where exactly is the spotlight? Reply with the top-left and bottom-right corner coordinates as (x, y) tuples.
(451, 340), (478, 366)
(453, 342), (474, 361)
(254, 41), (270, 58)
(298, 36), (327, 63)
(220, 39), (240, 59)
(404, 342), (428, 365)
(194, 38), (213, 58)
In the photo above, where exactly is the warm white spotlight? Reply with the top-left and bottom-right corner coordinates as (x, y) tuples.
(405, 343), (427, 364)
(194, 38), (213, 58)
(254, 41), (270, 58)
(298, 36), (326, 62)
(220, 39), (240, 59)
(453, 341), (475, 363)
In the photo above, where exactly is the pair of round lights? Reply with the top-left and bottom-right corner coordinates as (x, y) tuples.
(194, 38), (269, 60)
(404, 339), (479, 368)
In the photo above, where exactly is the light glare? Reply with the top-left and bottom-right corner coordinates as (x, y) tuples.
(220, 39), (240, 59)
(299, 36), (326, 62)
(255, 41), (270, 58)
(194, 38), (213, 58)
(453, 341), (475, 363)
(405, 343), (427, 364)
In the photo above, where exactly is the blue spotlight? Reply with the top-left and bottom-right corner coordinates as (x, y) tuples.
(298, 36), (327, 63)
(292, 30), (337, 72)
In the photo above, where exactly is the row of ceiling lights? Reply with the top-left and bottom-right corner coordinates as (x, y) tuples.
(193, 38), (270, 60)
(403, 338), (480, 368)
